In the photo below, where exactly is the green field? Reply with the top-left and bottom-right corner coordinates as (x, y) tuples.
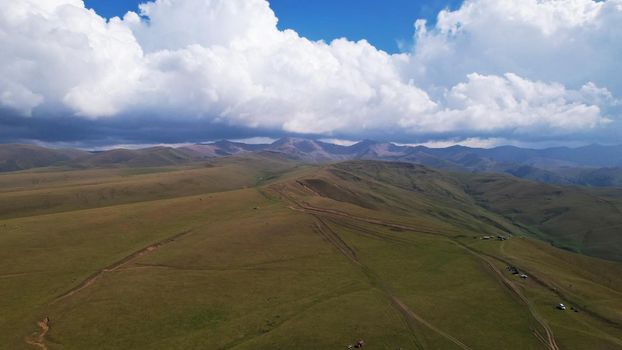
(2, 157), (622, 349)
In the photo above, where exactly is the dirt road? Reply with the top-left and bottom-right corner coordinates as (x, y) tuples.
(278, 183), (560, 350)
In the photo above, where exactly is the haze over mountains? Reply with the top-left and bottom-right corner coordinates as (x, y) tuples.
(2, 138), (622, 187)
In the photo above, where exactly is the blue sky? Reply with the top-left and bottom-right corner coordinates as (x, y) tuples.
(84, 0), (463, 53)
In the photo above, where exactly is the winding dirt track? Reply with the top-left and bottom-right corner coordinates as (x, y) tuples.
(462, 247), (560, 350)
(53, 229), (193, 303)
(390, 297), (473, 350)
(277, 185), (560, 350)
(23, 180), (567, 350)
(313, 217), (471, 350)
(25, 318), (49, 350)
(25, 229), (194, 349)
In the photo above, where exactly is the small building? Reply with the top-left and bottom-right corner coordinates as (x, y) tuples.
(520, 274), (528, 279)
(557, 303), (566, 310)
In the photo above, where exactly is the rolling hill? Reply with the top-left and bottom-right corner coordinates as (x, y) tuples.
(0, 144), (89, 172)
(2, 155), (622, 349)
(2, 139), (622, 187)
(289, 161), (622, 261)
(78, 147), (205, 168)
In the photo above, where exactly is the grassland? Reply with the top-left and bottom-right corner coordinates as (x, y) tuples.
(1, 157), (622, 349)
(459, 172), (622, 260)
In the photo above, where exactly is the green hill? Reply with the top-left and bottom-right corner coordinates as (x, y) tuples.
(1, 157), (621, 349)
(460, 173), (622, 261)
(0, 144), (89, 172)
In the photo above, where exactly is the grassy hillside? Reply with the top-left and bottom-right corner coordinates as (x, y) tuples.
(0, 144), (89, 172)
(3, 141), (622, 188)
(460, 173), (622, 261)
(1, 157), (622, 349)
(0, 154), (303, 220)
(270, 161), (622, 347)
(77, 147), (206, 168)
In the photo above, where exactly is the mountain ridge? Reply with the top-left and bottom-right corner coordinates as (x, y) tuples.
(2, 139), (622, 187)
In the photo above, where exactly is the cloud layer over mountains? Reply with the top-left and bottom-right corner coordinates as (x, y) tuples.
(1, 0), (620, 145)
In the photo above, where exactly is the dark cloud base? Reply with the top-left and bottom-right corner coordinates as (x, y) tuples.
(0, 110), (285, 147)
(1, 109), (620, 148)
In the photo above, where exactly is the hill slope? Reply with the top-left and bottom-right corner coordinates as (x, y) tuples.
(2, 139), (622, 187)
(288, 161), (622, 261)
(0, 144), (89, 171)
(460, 173), (622, 260)
(1, 157), (622, 349)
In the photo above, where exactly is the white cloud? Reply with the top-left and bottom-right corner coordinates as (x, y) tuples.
(0, 0), (144, 117)
(0, 0), (619, 143)
(418, 73), (610, 134)
(403, 137), (508, 149)
(0, 80), (43, 116)
(318, 138), (359, 146)
(126, 0), (280, 52)
(229, 137), (276, 144)
(410, 0), (622, 95)
(405, 137), (592, 149)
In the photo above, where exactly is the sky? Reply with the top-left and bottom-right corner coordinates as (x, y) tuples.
(83, 0), (464, 54)
(1, 0), (621, 148)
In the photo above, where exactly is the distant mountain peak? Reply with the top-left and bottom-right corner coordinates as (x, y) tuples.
(2, 139), (622, 187)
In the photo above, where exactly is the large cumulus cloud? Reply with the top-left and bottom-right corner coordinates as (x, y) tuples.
(410, 0), (622, 94)
(0, 0), (620, 145)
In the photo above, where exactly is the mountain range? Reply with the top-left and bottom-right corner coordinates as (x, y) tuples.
(2, 138), (622, 187)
